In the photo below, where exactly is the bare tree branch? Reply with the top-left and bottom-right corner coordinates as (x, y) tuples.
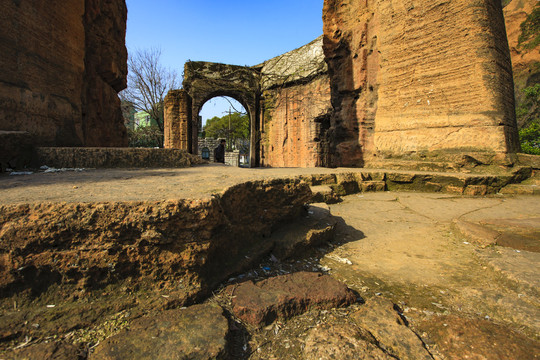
(120, 47), (179, 132)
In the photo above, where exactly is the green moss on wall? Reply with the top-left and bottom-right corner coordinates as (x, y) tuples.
(518, 7), (540, 50)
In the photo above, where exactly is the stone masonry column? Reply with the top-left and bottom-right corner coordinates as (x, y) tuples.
(164, 90), (192, 151)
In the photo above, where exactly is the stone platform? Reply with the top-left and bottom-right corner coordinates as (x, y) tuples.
(0, 163), (534, 205)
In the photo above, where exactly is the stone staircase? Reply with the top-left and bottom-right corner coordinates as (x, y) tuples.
(305, 166), (539, 203)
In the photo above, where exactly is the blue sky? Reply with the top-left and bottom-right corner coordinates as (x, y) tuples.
(125, 0), (324, 123)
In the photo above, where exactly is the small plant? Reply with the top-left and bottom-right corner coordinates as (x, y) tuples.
(128, 126), (164, 148)
(516, 84), (540, 129)
(519, 121), (540, 155)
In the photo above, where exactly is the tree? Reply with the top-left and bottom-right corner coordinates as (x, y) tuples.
(120, 48), (179, 132)
(203, 112), (250, 150)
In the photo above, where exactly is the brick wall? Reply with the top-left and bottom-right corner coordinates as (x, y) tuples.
(261, 76), (331, 167)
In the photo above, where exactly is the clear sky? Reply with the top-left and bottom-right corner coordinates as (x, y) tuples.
(125, 0), (324, 124)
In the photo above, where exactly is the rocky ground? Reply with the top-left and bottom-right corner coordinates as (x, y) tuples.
(0, 165), (539, 359)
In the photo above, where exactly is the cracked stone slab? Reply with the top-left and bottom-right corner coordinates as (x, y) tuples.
(351, 297), (434, 360)
(303, 323), (394, 359)
(475, 247), (540, 293)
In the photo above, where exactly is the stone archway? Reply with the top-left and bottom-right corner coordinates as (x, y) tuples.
(183, 61), (261, 167)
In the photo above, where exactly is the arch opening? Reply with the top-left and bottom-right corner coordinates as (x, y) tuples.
(182, 61), (261, 167)
(198, 96), (251, 167)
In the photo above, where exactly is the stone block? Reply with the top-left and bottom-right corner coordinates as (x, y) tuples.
(227, 272), (356, 327)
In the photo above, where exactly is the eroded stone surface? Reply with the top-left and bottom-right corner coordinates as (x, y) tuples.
(418, 314), (540, 360)
(271, 203), (337, 260)
(0, 0), (127, 147)
(452, 219), (500, 247)
(90, 304), (228, 360)
(227, 272), (356, 327)
(303, 323), (393, 360)
(11, 342), (86, 360)
(454, 217), (540, 252)
(352, 297), (434, 360)
(0, 179), (311, 300)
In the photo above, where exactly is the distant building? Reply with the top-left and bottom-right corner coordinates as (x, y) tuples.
(134, 111), (159, 129)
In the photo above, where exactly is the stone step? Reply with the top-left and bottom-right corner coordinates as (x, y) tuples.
(310, 184), (341, 204)
(271, 202), (338, 260)
(365, 159), (463, 173)
(306, 169), (536, 200)
(499, 184), (540, 195)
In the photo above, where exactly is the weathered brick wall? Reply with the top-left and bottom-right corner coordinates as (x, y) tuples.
(261, 76), (331, 167)
(260, 37), (332, 168)
(323, 1), (380, 167)
(0, 0), (127, 147)
(323, 0), (520, 165)
(164, 90), (191, 150)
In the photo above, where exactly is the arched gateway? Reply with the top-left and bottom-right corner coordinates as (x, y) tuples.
(164, 61), (261, 167)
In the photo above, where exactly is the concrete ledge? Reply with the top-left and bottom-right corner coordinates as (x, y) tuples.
(36, 147), (203, 169)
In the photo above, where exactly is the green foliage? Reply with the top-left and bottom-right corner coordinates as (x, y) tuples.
(203, 112), (249, 148)
(518, 7), (540, 50)
(519, 120), (540, 155)
(128, 126), (164, 148)
(523, 83), (540, 99)
(516, 84), (540, 129)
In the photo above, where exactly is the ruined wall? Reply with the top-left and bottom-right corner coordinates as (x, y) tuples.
(323, 2), (380, 167)
(261, 37), (332, 167)
(82, 0), (128, 146)
(262, 77), (331, 167)
(182, 61), (260, 165)
(0, 0), (127, 147)
(164, 90), (191, 150)
(323, 0), (520, 165)
(166, 0), (519, 168)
